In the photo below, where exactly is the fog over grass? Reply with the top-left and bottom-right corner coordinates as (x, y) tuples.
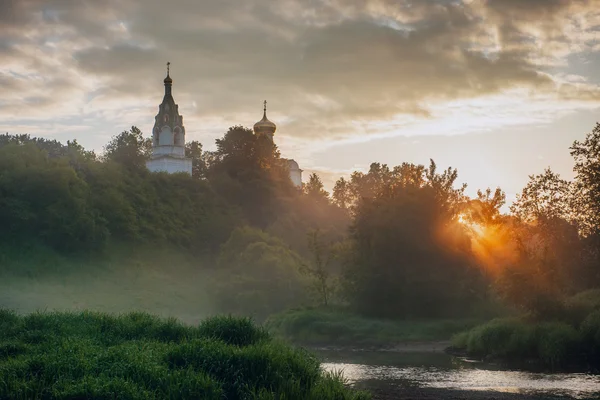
(0, 246), (217, 325)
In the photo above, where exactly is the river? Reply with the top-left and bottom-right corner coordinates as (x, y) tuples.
(317, 349), (600, 399)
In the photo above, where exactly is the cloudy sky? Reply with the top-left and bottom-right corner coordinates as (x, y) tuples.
(1, 0), (600, 202)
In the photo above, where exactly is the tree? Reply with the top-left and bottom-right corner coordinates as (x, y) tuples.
(344, 160), (482, 318)
(103, 126), (152, 171)
(206, 126), (296, 228)
(212, 226), (307, 318)
(185, 140), (207, 179)
(510, 168), (573, 225)
(571, 123), (600, 236)
(303, 173), (330, 205)
(468, 187), (506, 226)
(299, 229), (337, 307)
(332, 177), (351, 210)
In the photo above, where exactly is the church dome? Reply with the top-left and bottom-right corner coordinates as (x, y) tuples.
(287, 159), (299, 170)
(254, 100), (276, 137)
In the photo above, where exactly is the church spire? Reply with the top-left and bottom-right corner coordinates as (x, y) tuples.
(164, 62), (173, 95)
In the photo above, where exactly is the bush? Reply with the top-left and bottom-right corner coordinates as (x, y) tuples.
(459, 318), (537, 360)
(453, 316), (596, 369)
(197, 315), (269, 346)
(0, 310), (369, 400)
(564, 290), (600, 326)
(536, 322), (580, 368)
(581, 310), (600, 360)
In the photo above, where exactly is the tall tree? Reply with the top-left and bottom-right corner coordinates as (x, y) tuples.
(300, 229), (337, 307)
(103, 126), (152, 171)
(344, 161), (481, 318)
(510, 168), (573, 225)
(185, 140), (207, 179)
(332, 177), (351, 210)
(304, 173), (330, 205)
(206, 126), (295, 228)
(571, 123), (600, 236)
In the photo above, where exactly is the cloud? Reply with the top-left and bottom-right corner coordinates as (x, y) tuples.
(0, 0), (599, 156)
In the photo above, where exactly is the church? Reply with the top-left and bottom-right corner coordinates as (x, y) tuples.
(146, 65), (303, 187)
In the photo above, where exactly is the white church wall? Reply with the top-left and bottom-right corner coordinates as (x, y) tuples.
(147, 157), (192, 175)
(153, 146), (185, 157)
(290, 170), (302, 187)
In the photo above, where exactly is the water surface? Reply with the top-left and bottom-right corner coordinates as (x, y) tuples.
(318, 350), (600, 399)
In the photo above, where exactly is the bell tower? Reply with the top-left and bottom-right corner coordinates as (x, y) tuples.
(146, 63), (192, 175)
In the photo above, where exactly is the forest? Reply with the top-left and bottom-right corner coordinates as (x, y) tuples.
(1, 122), (600, 370)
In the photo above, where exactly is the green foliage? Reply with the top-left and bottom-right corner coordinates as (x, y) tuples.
(0, 133), (237, 256)
(103, 126), (152, 171)
(197, 316), (269, 346)
(563, 289), (600, 326)
(299, 230), (339, 307)
(210, 227), (308, 319)
(304, 173), (330, 206)
(265, 308), (484, 347)
(207, 125), (296, 228)
(343, 160), (484, 318)
(452, 313), (598, 369)
(580, 310), (600, 361)
(536, 322), (581, 368)
(0, 310), (369, 400)
(185, 140), (207, 179)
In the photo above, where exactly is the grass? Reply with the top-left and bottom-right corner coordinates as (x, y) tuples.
(264, 308), (485, 347)
(0, 310), (370, 400)
(450, 291), (600, 370)
(451, 316), (600, 370)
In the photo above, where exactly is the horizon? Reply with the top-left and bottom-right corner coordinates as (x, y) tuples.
(1, 0), (600, 202)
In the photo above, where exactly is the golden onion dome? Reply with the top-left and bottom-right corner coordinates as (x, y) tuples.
(254, 100), (276, 136)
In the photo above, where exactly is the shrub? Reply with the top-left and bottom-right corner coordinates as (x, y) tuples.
(580, 310), (600, 361)
(564, 290), (600, 326)
(536, 322), (580, 368)
(454, 317), (593, 369)
(197, 315), (269, 346)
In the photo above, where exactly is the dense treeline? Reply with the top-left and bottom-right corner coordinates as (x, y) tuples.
(1, 123), (600, 325)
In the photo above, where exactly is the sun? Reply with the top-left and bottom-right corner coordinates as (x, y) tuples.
(458, 214), (486, 237)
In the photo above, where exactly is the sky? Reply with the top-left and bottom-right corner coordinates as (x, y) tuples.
(1, 0), (600, 203)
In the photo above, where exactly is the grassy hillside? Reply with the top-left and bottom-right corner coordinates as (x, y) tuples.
(0, 310), (369, 399)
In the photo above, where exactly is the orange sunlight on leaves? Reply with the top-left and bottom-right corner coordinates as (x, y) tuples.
(456, 214), (519, 276)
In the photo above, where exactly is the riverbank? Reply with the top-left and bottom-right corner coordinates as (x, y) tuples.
(309, 340), (452, 353)
(265, 308), (488, 348)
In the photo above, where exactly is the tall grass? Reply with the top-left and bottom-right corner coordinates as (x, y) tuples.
(265, 308), (485, 347)
(0, 310), (370, 399)
(451, 291), (600, 370)
(451, 317), (595, 370)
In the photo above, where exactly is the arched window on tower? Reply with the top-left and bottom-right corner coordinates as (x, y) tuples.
(174, 127), (185, 146)
(164, 114), (169, 123)
(153, 127), (160, 146)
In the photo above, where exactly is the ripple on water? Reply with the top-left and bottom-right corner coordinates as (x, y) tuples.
(321, 362), (600, 399)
